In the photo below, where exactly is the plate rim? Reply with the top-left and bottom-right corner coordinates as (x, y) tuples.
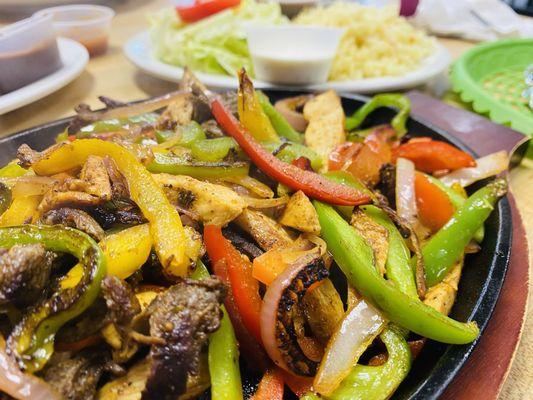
(0, 90), (511, 400)
(123, 30), (451, 93)
(0, 37), (89, 115)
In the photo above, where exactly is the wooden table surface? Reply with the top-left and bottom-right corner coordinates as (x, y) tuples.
(0, 1), (531, 398)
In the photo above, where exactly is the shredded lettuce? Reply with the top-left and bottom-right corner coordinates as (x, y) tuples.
(149, 0), (287, 77)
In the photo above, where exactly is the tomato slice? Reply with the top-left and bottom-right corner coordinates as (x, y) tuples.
(393, 139), (476, 173)
(328, 142), (362, 171)
(328, 126), (394, 185)
(176, 0), (240, 22)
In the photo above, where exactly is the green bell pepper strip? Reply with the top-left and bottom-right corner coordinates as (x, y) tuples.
(300, 327), (411, 400)
(191, 262), (243, 400)
(421, 178), (507, 287)
(323, 172), (417, 297)
(3, 225), (106, 372)
(257, 92), (303, 143)
(362, 205), (418, 298)
(313, 201), (479, 344)
(345, 94), (411, 137)
(0, 162), (29, 178)
(300, 394), (320, 400)
(346, 126), (378, 142)
(76, 113), (160, 137)
(326, 205), (414, 400)
(156, 121), (207, 145)
(309, 206), (413, 400)
(329, 326), (411, 400)
(190, 137), (238, 162)
(278, 143), (323, 172)
(155, 129), (175, 143)
(424, 173), (484, 243)
(56, 130), (69, 143)
(263, 141), (323, 172)
(312, 204), (414, 400)
(80, 119), (124, 134)
(323, 171), (376, 219)
(178, 121), (207, 146)
(147, 153), (249, 179)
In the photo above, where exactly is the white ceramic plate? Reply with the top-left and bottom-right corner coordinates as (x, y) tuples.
(124, 30), (451, 93)
(0, 37), (89, 115)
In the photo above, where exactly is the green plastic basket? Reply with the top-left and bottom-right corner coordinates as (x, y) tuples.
(450, 38), (533, 136)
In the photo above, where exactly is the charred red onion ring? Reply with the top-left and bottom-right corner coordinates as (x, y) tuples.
(260, 253), (328, 376)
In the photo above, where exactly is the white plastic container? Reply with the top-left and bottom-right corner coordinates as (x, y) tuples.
(0, 14), (62, 94)
(34, 5), (115, 57)
(246, 25), (343, 86)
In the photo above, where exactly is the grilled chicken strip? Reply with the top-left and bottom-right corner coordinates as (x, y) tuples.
(154, 173), (246, 227)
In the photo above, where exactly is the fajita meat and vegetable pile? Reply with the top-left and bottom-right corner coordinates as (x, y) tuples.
(0, 69), (509, 400)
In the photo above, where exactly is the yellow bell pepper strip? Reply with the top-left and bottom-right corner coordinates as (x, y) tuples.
(237, 71), (321, 170)
(256, 92), (303, 143)
(0, 195), (41, 227)
(212, 99), (371, 206)
(147, 152), (249, 179)
(0, 183), (10, 215)
(238, 70), (280, 143)
(314, 201), (479, 344)
(0, 162), (37, 224)
(2, 225), (106, 372)
(30, 139), (193, 278)
(191, 261), (244, 400)
(345, 94), (411, 137)
(421, 178), (507, 287)
(99, 223), (152, 277)
(329, 326), (411, 400)
(61, 223), (152, 289)
(362, 205), (418, 299)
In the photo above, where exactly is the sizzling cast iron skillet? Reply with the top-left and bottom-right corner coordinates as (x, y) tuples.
(0, 91), (512, 400)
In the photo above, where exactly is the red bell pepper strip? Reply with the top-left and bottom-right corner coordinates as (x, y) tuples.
(278, 369), (314, 397)
(251, 369), (285, 400)
(211, 98), (371, 206)
(414, 172), (454, 232)
(176, 0), (240, 23)
(292, 156), (313, 171)
(208, 249), (269, 370)
(55, 334), (101, 352)
(204, 225), (263, 344)
(393, 139), (475, 173)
